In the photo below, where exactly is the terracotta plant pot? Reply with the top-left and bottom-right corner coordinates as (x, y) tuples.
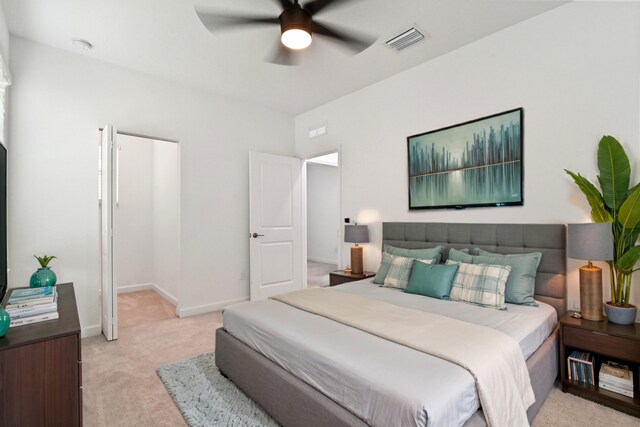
(604, 302), (638, 325)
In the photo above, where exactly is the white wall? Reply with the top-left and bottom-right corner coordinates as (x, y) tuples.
(152, 140), (180, 303)
(0, 3), (9, 63)
(114, 135), (155, 289)
(8, 37), (294, 335)
(295, 2), (640, 316)
(307, 163), (338, 264)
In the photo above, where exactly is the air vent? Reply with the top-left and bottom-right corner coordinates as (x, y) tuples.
(386, 27), (425, 51)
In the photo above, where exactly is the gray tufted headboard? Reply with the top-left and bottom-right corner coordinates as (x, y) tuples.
(382, 222), (567, 316)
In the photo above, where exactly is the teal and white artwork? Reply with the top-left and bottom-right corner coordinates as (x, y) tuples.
(408, 108), (523, 209)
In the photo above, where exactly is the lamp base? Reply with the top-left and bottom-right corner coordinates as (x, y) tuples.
(351, 245), (363, 274)
(579, 264), (604, 321)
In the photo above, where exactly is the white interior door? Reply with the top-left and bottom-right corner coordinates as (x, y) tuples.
(249, 152), (303, 300)
(100, 125), (118, 340)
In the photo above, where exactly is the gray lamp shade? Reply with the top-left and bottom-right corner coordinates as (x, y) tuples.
(345, 224), (369, 244)
(567, 223), (614, 261)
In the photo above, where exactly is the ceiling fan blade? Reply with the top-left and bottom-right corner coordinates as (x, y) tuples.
(267, 43), (300, 66)
(196, 12), (279, 32)
(272, 0), (294, 10)
(311, 21), (375, 53)
(304, 0), (353, 16)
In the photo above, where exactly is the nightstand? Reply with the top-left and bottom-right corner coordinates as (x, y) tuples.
(329, 270), (376, 286)
(559, 311), (640, 417)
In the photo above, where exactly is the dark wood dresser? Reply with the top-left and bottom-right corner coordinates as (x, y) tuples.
(0, 283), (82, 426)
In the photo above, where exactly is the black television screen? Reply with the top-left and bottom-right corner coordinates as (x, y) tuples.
(0, 142), (6, 302)
(407, 108), (524, 210)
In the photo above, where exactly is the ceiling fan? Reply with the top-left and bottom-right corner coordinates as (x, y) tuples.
(196, 0), (375, 66)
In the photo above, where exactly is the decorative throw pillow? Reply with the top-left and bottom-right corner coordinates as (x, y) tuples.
(383, 255), (418, 289)
(384, 245), (444, 264)
(447, 248), (474, 264)
(475, 248), (542, 269)
(473, 250), (542, 307)
(405, 261), (459, 300)
(447, 260), (510, 310)
(372, 252), (395, 284)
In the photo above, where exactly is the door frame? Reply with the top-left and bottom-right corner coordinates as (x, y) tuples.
(99, 127), (181, 340)
(301, 148), (343, 283)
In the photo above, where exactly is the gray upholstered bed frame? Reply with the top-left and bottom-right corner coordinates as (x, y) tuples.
(216, 222), (567, 426)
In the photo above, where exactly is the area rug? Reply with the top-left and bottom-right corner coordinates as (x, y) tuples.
(157, 352), (279, 427)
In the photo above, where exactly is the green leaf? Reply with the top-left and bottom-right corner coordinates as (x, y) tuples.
(615, 246), (640, 275)
(597, 135), (630, 212)
(34, 255), (56, 268)
(565, 170), (612, 223)
(618, 185), (640, 229)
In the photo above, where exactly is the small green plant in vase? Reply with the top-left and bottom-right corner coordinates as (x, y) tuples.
(30, 255), (57, 288)
(566, 135), (639, 324)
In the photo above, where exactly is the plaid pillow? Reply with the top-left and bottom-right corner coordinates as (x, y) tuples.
(383, 255), (419, 289)
(446, 260), (510, 310)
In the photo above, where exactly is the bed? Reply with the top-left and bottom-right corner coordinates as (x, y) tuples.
(216, 222), (567, 426)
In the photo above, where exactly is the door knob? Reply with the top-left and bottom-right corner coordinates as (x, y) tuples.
(251, 233), (264, 238)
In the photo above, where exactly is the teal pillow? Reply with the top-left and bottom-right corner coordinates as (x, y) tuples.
(405, 261), (459, 300)
(473, 253), (540, 306)
(373, 252), (394, 284)
(447, 248), (474, 263)
(475, 248), (542, 269)
(384, 245), (444, 264)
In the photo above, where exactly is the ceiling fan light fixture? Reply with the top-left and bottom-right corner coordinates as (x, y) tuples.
(281, 28), (312, 49)
(279, 4), (313, 50)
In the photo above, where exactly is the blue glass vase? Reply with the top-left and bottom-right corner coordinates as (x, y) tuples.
(30, 267), (57, 288)
(0, 308), (9, 337)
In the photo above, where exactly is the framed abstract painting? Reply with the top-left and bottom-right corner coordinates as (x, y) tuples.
(407, 108), (523, 210)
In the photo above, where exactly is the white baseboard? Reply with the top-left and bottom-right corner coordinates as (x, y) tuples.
(307, 256), (338, 265)
(153, 285), (178, 306)
(118, 283), (155, 294)
(81, 324), (102, 338)
(177, 297), (248, 318)
(118, 282), (178, 306)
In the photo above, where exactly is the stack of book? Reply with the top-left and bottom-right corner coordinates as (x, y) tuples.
(5, 287), (59, 327)
(599, 361), (634, 397)
(567, 351), (595, 385)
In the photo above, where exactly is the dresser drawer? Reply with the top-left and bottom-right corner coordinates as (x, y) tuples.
(563, 325), (640, 363)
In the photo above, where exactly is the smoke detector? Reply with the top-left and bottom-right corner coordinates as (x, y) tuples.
(386, 27), (426, 51)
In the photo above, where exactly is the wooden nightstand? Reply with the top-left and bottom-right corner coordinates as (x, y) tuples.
(559, 311), (640, 417)
(329, 270), (376, 286)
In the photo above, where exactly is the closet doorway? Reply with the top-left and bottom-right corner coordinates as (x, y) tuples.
(305, 152), (340, 287)
(99, 128), (180, 340)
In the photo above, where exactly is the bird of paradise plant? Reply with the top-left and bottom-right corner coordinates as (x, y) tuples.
(566, 135), (640, 307)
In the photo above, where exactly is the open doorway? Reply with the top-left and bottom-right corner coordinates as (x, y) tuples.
(305, 152), (340, 287)
(115, 134), (180, 328)
(100, 128), (180, 339)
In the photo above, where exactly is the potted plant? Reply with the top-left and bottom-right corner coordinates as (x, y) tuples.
(566, 136), (639, 325)
(30, 255), (57, 288)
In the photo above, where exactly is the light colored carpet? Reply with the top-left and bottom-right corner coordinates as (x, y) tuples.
(157, 353), (278, 427)
(82, 292), (221, 426)
(83, 292), (639, 427)
(532, 386), (638, 427)
(118, 289), (176, 327)
(307, 260), (337, 287)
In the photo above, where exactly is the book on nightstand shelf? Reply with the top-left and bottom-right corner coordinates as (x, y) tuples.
(599, 361), (634, 398)
(567, 351), (595, 385)
(4, 287), (59, 327)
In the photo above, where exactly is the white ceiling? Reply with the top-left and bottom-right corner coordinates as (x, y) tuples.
(2, 0), (567, 114)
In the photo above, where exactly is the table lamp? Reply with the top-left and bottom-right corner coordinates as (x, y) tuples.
(567, 223), (614, 321)
(344, 224), (369, 274)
